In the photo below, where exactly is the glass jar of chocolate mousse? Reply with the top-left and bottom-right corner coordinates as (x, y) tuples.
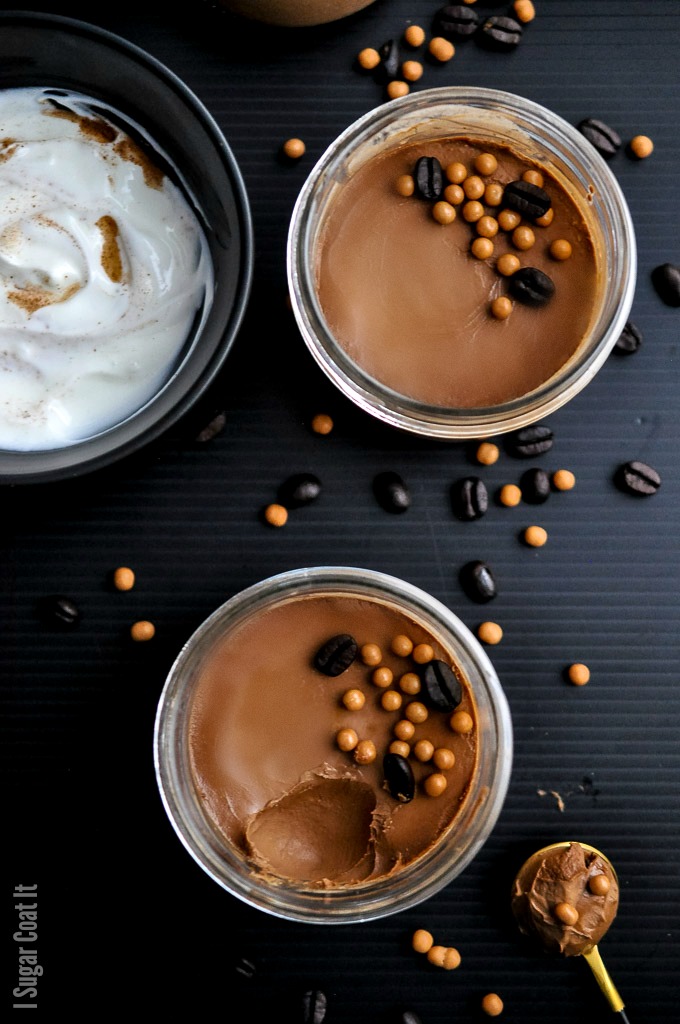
(154, 566), (512, 924)
(287, 87), (636, 439)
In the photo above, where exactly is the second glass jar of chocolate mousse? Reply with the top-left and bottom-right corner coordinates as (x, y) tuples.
(287, 87), (636, 439)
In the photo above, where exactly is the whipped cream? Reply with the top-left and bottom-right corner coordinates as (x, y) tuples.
(0, 87), (213, 450)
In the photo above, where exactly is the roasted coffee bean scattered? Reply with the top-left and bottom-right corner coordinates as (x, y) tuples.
(577, 117), (621, 159)
(478, 15), (523, 51)
(460, 559), (497, 602)
(433, 4), (480, 39)
(420, 659), (463, 711)
(302, 989), (328, 1024)
(651, 263), (680, 307)
(613, 320), (643, 355)
(378, 38), (401, 80)
(195, 411), (226, 442)
(278, 472), (322, 508)
(412, 928), (434, 953)
(384, 751), (416, 802)
(509, 266), (555, 306)
(506, 423), (554, 457)
(414, 155), (444, 201)
(373, 470), (412, 513)
(314, 633), (358, 676)
(451, 476), (489, 521)
(503, 179), (551, 220)
(233, 955), (256, 979)
(38, 594), (81, 627)
(520, 468), (551, 504)
(616, 459), (661, 496)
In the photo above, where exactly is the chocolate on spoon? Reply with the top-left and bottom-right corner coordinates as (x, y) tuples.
(511, 841), (630, 1020)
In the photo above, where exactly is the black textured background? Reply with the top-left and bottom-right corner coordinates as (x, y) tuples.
(2, 1), (679, 1020)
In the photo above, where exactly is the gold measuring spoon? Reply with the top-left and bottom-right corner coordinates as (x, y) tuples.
(511, 841), (629, 1021)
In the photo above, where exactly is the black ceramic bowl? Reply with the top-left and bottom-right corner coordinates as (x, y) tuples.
(0, 11), (253, 484)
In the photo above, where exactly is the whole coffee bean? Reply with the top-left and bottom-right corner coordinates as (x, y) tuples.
(651, 263), (680, 307)
(233, 956), (256, 979)
(615, 460), (661, 497)
(277, 472), (322, 509)
(373, 471), (411, 513)
(505, 424), (554, 458)
(459, 560), (497, 603)
(195, 410), (226, 443)
(502, 179), (551, 220)
(509, 266), (555, 307)
(432, 4), (480, 39)
(401, 1013), (423, 1024)
(383, 752), (415, 803)
(314, 633), (358, 676)
(420, 659), (463, 711)
(478, 15), (523, 51)
(451, 476), (489, 521)
(613, 320), (643, 355)
(520, 468), (551, 504)
(378, 38), (401, 81)
(577, 117), (622, 159)
(414, 156), (444, 201)
(302, 989), (327, 1024)
(38, 594), (81, 627)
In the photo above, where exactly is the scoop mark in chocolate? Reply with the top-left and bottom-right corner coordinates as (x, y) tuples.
(505, 424), (554, 458)
(509, 267), (555, 307)
(420, 659), (463, 711)
(615, 459), (661, 496)
(414, 156), (444, 201)
(37, 593), (81, 627)
(373, 471), (411, 513)
(651, 262), (680, 307)
(613, 320), (642, 355)
(302, 989), (328, 1024)
(383, 751), (416, 803)
(314, 633), (359, 675)
(478, 15), (523, 51)
(450, 476), (488, 521)
(577, 117), (622, 159)
(503, 180), (552, 220)
(432, 4), (480, 39)
(520, 468), (551, 504)
(277, 472), (322, 509)
(459, 560), (497, 602)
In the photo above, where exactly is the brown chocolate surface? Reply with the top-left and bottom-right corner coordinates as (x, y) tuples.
(316, 138), (599, 408)
(188, 593), (478, 887)
(511, 842), (619, 956)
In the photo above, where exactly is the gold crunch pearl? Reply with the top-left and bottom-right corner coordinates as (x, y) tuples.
(463, 174), (485, 199)
(475, 152), (498, 176)
(282, 137), (305, 159)
(412, 643), (434, 664)
(264, 503), (288, 527)
(342, 688), (365, 711)
(629, 134), (654, 159)
(497, 253), (520, 277)
(512, 225), (536, 251)
(424, 773), (448, 797)
(381, 689), (403, 712)
(354, 739), (377, 764)
(442, 947), (461, 970)
(481, 993), (504, 1017)
(463, 200), (484, 223)
(484, 182), (504, 207)
(413, 739), (435, 762)
(113, 566), (135, 591)
(428, 36), (455, 61)
(336, 728), (359, 752)
(405, 701), (428, 724)
(130, 620), (155, 642)
(433, 747), (456, 770)
(535, 207), (554, 227)
(311, 412), (333, 434)
(554, 902), (579, 926)
(550, 238), (573, 261)
(491, 296), (513, 320)
(477, 215), (499, 239)
(404, 24), (425, 47)
(357, 47), (380, 69)
(394, 719), (416, 741)
(444, 183), (465, 205)
(568, 662), (590, 686)
(427, 945), (447, 967)
(499, 483), (522, 507)
(450, 710), (474, 734)
(389, 739), (411, 758)
(387, 80), (409, 100)
(498, 209), (521, 231)
(399, 672), (421, 695)
(472, 237), (494, 260)
(402, 60), (423, 81)
(477, 621), (503, 645)
(395, 174), (415, 197)
(524, 525), (548, 547)
(522, 167), (543, 186)
(412, 928), (434, 953)
(372, 666), (393, 688)
(361, 642), (383, 666)
(445, 161), (467, 184)
(589, 874), (611, 896)
(432, 200), (456, 225)
(476, 441), (499, 465)
(391, 634), (413, 657)
(553, 469), (576, 491)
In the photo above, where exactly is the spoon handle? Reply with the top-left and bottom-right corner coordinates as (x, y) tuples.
(582, 945), (625, 1013)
